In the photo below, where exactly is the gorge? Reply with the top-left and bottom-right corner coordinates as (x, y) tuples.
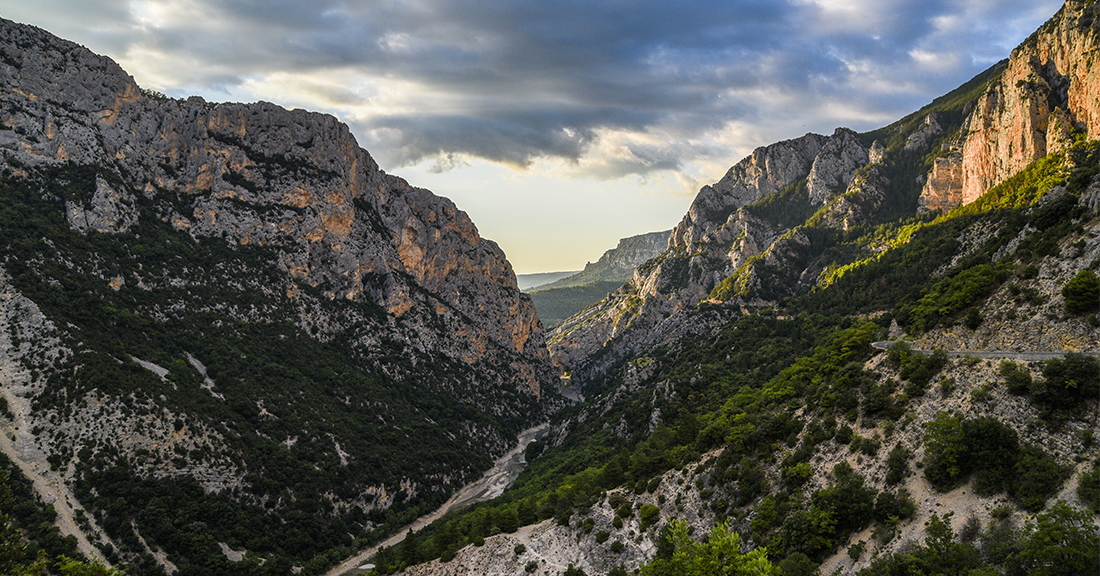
(0, 2), (1098, 576)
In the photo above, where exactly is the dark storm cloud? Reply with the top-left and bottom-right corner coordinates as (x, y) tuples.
(9, 0), (1065, 173)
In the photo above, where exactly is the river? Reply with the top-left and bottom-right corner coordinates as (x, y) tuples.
(323, 422), (550, 576)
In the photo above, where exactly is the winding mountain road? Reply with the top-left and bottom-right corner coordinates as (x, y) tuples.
(870, 341), (1100, 361)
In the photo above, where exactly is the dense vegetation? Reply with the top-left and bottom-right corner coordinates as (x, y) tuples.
(859, 503), (1098, 576)
(0, 466), (122, 576)
(529, 281), (624, 328)
(921, 414), (1067, 511)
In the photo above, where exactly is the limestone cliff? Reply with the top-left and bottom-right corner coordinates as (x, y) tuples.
(0, 19), (546, 367)
(920, 0), (1100, 210)
(671, 133), (826, 248)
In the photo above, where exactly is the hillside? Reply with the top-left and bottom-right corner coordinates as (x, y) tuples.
(0, 16), (560, 576)
(358, 2), (1099, 575)
(547, 0), (1100, 385)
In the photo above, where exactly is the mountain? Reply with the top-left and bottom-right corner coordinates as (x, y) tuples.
(356, 2), (1098, 575)
(547, 0), (1100, 384)
(535, 231), (671, 291)
(517, 272), (581, 292)
(0, 16), (560, 575)
(527, 231), (670, 328)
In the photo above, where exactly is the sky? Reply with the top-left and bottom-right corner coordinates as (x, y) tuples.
(1, 0), (1064, 273)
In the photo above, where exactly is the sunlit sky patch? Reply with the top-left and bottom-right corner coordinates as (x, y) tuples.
(1, 0), (1063, 273)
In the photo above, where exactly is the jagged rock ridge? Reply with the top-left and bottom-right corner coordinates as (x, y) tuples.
(921, 0), (1100, 210)
(550, 127), (872, 375)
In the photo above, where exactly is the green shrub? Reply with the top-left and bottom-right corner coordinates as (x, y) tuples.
(639, 504), (660, 531)
(1000, 360), (1033, 395)
(1077, 463), (1100, 514)
(638, 521), (778, 576)
(1034, 353), (1100, 410)
(1008, 501), (1099, 576)
(965, 307), (983, 330)
(922, 413), (1066, 510)
(1009, 446), (1068, 512)
(563, 564), (588, 576)
(1063, 269), (1100, 314)
(885, 444), (910, 485)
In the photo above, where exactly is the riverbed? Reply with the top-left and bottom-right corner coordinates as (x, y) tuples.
(323, 422), (550, 576)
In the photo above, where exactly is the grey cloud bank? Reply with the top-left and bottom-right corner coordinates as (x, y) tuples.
(0, 0), (1063, 175)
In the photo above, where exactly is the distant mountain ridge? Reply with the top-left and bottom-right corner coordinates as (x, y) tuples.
(516, 271), (580, 291)
(535, 230), (670, 291)
(525, 230), (670, 328)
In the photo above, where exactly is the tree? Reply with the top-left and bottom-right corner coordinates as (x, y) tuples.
(1062, 269), (1100, 314)
(640, 520), (779, 576)
(1036, 353), (1100, 409)
(922, 413), (968, 489)
(1009, 501), (1099, 576)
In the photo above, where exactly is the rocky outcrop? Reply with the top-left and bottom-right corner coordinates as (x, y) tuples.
(920, 0), (1100, 210)
(670, 133), (827, 248)
(919, 153), (965, 212)
(817, 163), (890, 231)
(806, 128), (870, 205)
(398, 463), (719, 576)
(904, 113), (945, 151)
(589, 231), (671, 277)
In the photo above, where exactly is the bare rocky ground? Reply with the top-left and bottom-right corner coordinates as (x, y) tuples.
(0, 269), (104, 562)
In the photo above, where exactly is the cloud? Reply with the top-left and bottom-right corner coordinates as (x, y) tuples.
(9, 0), (1065, 180)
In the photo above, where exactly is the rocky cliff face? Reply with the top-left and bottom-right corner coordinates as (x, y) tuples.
(580, 231), (670, 281)
(536, 230), (671, 291)
(670, 133), (826, 248)
(920, 0), (1100, 211)
(0, 19), (546, 366)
